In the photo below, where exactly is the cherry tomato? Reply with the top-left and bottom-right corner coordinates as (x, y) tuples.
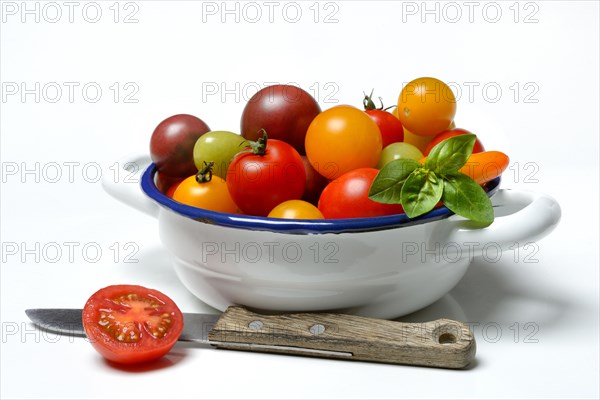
(397, 77), (456, 136)
(305, 105), (382, 180)
(425, 128), (485, 156)
(155, 171), (182, 194)
(227, 136), (305, 216)
(377, 142), (424, 168)
(460, 151), (509, 185)
(301, 155), (329, 205)
(365, 110), (404, 148)
(241, 85), (321, 155)
(193, 131), (249, 179)
(318, 168), (404, 219)
(165, 180), (183, 198)
(403, 126), (434, 153)
(363, 92), (403, 147)
(82, 285), (184, 365)
(150, 114), (210, 177)
(268, 200), (324, 219)
(173, 169), (238, 213)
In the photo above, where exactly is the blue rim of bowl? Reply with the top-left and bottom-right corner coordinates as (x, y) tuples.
(141, 164), (501, 234)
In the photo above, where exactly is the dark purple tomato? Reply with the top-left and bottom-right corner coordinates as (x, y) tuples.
(240, 85), (321, 155)
(150, 114), (210, 177)
(301, 155), (329, 206)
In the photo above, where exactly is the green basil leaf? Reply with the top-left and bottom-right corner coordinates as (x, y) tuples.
(442, 173), (494, 224)
(368, 158), (421, 204)
(400, 169), (444, 218)
(425, 134), (477, 174)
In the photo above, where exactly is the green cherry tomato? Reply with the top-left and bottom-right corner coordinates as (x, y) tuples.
(376, 142), (424, 169)
(193, 131), (249, 179)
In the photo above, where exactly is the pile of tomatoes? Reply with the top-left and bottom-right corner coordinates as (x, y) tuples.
(150, 78), (486, 220)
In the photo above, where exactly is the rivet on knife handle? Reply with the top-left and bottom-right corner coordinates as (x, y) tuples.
(208, 306), (476, 369)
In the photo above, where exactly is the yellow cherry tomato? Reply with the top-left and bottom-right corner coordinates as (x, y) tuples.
(173, 174), (238, 213)
(268, 200), (324, 219)
(402, 126), (434, 153)
(397, 77), (457, 136)
(305, 105), (382, 180)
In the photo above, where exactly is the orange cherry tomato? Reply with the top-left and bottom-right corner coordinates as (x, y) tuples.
(459, 151), (509, 185)
(419, 151), (508, 185)
(268, 200), (324, 219)
(305, 105), (382, 180)
(397, 77), (457, 136)
(172, 174), (238, 213)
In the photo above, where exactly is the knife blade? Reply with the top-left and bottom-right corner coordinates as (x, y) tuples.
(25, 308), (219, 343)
(26, 306), (476, 369)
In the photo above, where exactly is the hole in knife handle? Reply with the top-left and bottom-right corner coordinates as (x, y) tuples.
(432, 323), (463, 345)
(438, 333), (457, 344)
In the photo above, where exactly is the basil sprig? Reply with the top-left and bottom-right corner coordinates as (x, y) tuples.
(369, 134), (494, 224)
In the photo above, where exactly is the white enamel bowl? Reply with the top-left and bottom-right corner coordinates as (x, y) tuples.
(103, 155), (561, 319)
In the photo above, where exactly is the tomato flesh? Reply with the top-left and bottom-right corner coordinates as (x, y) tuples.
(82, 285), (183, 364)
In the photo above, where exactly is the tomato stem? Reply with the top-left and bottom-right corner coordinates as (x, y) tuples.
(196, 161), (214, 183)
(363, 90), (385, 110)
(248, 130), (268, 155)
(231, 130), (268, 162)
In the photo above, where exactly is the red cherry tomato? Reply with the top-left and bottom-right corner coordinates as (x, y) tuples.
(425, 128), (485, 156)
(301, 155), (329, 206)
(150, 114), (210, 177)
(82, 285), (184, 365)
(155, 171), (182, 194)
(365, 109), (404, 148)
(165, 180), (182, 198)
(318, 168), (404, 219)
(227, 136), (306, 216)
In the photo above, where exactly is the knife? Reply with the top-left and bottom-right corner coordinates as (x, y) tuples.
(26, 306), (475, 369)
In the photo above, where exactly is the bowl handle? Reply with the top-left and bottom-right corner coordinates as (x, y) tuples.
(434, 189), (561, 255)
(101, 153), (159, 218)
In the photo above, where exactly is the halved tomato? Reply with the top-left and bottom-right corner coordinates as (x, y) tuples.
(82, 285), (183, 364)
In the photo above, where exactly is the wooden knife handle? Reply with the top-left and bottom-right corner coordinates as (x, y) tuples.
(208, 306), (475, 369)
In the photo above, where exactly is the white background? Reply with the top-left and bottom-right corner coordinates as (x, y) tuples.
(1, 1), (599, 399)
